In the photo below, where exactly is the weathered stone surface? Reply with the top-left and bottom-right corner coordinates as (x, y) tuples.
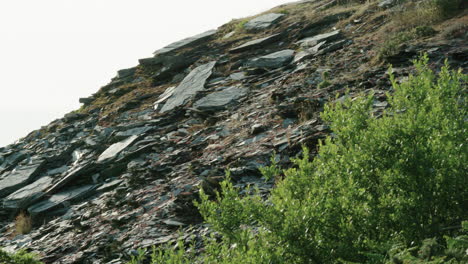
(97, 135), (139, 163)
(115, 126), (153, 138)
(79, 97), (94, 105)
(193, 86), (248, 111)
(154, 86), (176, 111)
(229, 34), (282, 53)
(297, 30), (342, 48)
(160, 61), (217, 113)
(246, 49), (295, 69)
(28, 185), (96, 215)
(153, 30), (217, 56)
(45, 162), (94, 195)
(0, 160), (44, 198)
(117, 67), (137, 79)
(378, 0), (397, 8)
(230, 72), (246, 81)
(244, 13), (285, 30)
(3, 176), (54, 208)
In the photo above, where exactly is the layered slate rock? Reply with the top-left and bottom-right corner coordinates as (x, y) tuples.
(45, 162), (95, 195)
(154, 86), (176, 111)
(297, 30), (342, 48)
(244, 13), (285, 30)
(153, 30), (217, 56)
(3, 176), (54, 209)
(97, 135), (139, 163)
(193, 86), (249, 111)
(229, 34), (282, 53)
(246, 49), (295, 69)
(0, 160), (44, 198)
(160, 61), (217, 113)
(28, 185), (96, 216)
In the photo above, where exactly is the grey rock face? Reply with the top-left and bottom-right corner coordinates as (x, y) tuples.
(45, 162), (95, 195)
(3, 176), (54, 209)
(246, 49), (295, 69)
(154, 86), (176, 111)
(378, 0), (397, 8)
(229, 34), (282, 53)
(153, 30), (217, 56)
(115, 126), (153, 138)
(28, 185), (96, 215)
(230, 72), (246, 81)
(297, 30), (342, 48)
(244, 13), (285, 30)
(97, 135), (139, 163)
(160, 61), (217, 113)
(0, 160), (44, 198)
(193, 86), (249, 111)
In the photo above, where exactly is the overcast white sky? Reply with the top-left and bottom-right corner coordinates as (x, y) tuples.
(0, 0), (294, 147)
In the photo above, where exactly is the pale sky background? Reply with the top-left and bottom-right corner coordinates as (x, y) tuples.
(0, 0), (294, 147)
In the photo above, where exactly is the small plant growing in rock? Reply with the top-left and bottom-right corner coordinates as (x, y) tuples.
(317, 71), (331, 89)
(15, 211), (32, 235)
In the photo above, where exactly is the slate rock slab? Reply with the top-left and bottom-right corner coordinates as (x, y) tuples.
(153, 30), (217, 56)
(45, 162), (95, 195)
(194, 86), (248, 111)
(28, 185), (96, 215)
(229, 34), (282, 53)
(244, 13), (285, 30)
(297, 30), (342, 48)
(246, 49), (295, 69)
(154, 86), (176, 111)
(0, 160), (44, 198)
(3, 176), (54, 209)
(97, 135), (139, 163)
(160, 61), (217, 113)
(115, 126), (153, 138)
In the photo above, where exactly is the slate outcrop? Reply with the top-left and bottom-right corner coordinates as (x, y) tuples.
(0, 0), (466, 263)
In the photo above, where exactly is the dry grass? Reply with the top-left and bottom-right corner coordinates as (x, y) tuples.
(15, 211), (32, 235)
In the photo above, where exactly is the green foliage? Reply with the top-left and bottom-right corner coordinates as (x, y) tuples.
(378, 26), (436, 60)
(0, 249), (43, 264)
(126, 241), (195, 264)
(259, 154), (281, 181)
(128, 56), (467, 263)
(318, 71), (332, 89)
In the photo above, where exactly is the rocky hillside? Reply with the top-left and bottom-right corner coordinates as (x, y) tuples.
(1, 0), (466, 263)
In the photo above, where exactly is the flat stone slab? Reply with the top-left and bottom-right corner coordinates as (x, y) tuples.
(229, 34), (282, 53)
(297, 30), (342, 48)
(45, 162), (94, 195)
(160, 61), (217, 113)
(97, 135), (139, 163)
(244, 13), (285, 30)
(153, 30), (217, 56)
(3, 176), (54, 209)
(154, 86), (176, 111)
(246, 49), (295, 69)
(28, 185), (96, 215)
(0, 160), (44, 198)
(194, 86), (248, 111)
(115, 126), (153, 138)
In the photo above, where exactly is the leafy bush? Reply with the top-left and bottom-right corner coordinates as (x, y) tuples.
(130, 56), (467, 263)
(0, 249), (43, 264)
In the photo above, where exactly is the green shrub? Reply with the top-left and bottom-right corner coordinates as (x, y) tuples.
(198, 56), (466, 263)
(0, 249), (43, 264)
(130, 56), (467, 263)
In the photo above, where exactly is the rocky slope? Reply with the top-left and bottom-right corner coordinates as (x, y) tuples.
(0, 0), (466, 263)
